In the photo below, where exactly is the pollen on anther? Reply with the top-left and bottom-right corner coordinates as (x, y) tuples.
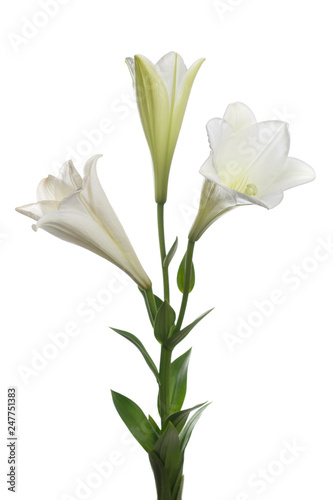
(244, 184), (258, 196)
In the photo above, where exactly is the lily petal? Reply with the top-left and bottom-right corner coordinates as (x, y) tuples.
(155, 52), (188, 102)
(58, 160), (82, 189)
(133, 54), (171, 181)
(223, 102), (257, 133)
(125, 57), (135, 83)
(200, 155), (222, 185)
(210, 121), (290, 192)
(190, 103), (315, 240)
(267, 156), (316, 192)
(34, 199), (133, 268)
(82, 155), (146, 260)
(206, 118), (235, 165)
(258, 190), (284, 209)
(16, 201), (60, 221)
(200, 153), (269, 209)
(128, 52), (204, 202)
(17, 156), (152, 290)
(244, 121), (290, 191)
(36, 160), (82, 202)
(189, 180), (237, 241)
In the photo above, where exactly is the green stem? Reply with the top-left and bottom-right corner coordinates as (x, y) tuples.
(159, 345), (172, 424)
(157, 202), (170, 302)
(175, 240), (195, 332)
(156, 202), (173, 424)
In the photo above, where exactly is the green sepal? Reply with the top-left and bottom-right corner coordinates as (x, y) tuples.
(111, 390), (158, 452)
(153, 422), (182, 488)
(162, 402), (207, 434)
(167, 308), (214, 349)
(169, 348), (192, 413)
(177, 251), (195, 293)
(163, 236), (178, 268)
(110, 327), (160, 385)
(179, 402), (211, 453)
(154, 301), (176, 344)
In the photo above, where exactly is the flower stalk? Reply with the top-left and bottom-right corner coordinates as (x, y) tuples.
(157, 202), (170, 302)
(158, 345), (173, 424)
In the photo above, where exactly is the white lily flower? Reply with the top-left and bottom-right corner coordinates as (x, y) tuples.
(189, 102), (315, 241)
(16, 155), (152, 290)
(126, 52), (205, 203)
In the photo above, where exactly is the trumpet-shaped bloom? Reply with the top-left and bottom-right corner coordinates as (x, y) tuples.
(16, 155), (152, 290)
(189, 102), (315, 241)
(126, 52), (205, 203)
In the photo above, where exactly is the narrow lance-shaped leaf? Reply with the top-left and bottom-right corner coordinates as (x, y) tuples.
(153, 422), (181, 489)
(179, 402), (211, 453)
(154, 301), (176, 344)
(175, 475), (184, 500)
(167, 308), (214, 349)
(138, 289), (163, 325)
(177, 251), (195, 293)
(162, 402), (207, 434)
(149, 451), (172, 500)
(169, 348), (192, 413)
(163, 236), (178, 268)
(172, 459), (185, 499)
(111, 390), (158, 452)
(110, 327), (160, 385)
(154, 294), (164, 311)
(138, 287), (155, 326)
(149, 415), (161, 435)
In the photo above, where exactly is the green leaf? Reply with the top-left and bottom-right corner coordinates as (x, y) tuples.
(177, 252), (195, 293)
(154, 294), (164, 312)
(153, 422), (181, 488)
(179, 402), (211, 453)
(173, 473), (184, 500)
(154, 301), (176, 344)
(163, 402), (207, 434)
(167, 308), (214, 350)
(149, 424), (185, 498)
(163, 237), (178, 268)
(111, 390), (158, 452)
(149, 415), (161, 435)
(138, 289), (163, 325)
(149, 452), (172, 500)
(110, 327), (160, 385)
(169, 348), (192, 413)
(138, 287), (154, 326)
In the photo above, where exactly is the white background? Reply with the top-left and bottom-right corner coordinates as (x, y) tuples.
(1, 0), (332, 499)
